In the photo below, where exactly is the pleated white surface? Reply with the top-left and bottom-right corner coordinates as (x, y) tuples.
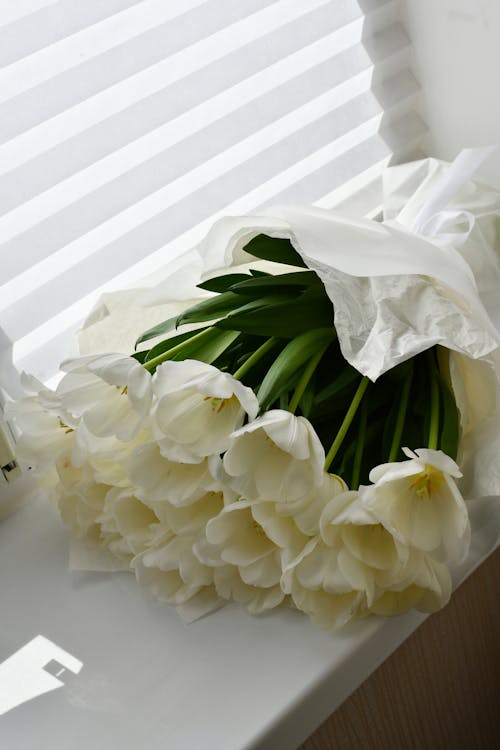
(0, 0), (425, 384)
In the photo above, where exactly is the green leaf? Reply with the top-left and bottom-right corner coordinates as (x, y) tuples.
(144, 328), (208, 363)
(257, 328), (336, 410)
(213, 334), (262, 373)
(408, 352), (431, 447)
(131, 350), (149, 364)
(135, 314), (178, 348)
(279, 391), (290, 410)
(298, 373), (316, 418)
(179, 329), (240, 365)
(216, 292), (333, 338)
(145, 328), (240, 371)
(359, 417), (388, 481)
(228, 270), (321, 296)
(242, 234), (306, 268)
(438, 376), (460, 460)
(386, 358), (414, 382)
(197, 274), (252, 293)
(381, 388), (404, 461)
(249, 269), (270, 277)
(176, 291), (246, 327)
(311, 366), (360, 413)
(333, 416), (385, 483)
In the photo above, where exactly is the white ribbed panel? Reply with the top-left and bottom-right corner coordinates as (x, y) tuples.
(0, 0), (426, 382)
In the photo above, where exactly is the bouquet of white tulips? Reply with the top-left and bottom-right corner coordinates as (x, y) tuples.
(6, 151), (500, 630)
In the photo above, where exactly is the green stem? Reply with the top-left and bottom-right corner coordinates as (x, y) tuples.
(288, 344), (328, 414)
(388, 364), (414, 462)
(350, 396), (368, 490)
(324, 376), (370, 471)
(233, 337), (278, 381)
(427, 350), (440, 450)
(143, 327), (214, 372)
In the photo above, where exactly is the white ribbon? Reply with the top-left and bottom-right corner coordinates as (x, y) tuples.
(409, 145), (497, 236)
(384, 144), (498, 265)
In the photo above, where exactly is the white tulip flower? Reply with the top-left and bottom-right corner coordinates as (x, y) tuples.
(195, 502), (283, 585)
(57, 353), (153, 441)
(222, 410), (325, 505)
(368, 551), (452, 616)
(193, 501), (288, 613)
(59, 472), (159, 561)
(6, 376), (80, 468)
(132, 535), (224, 622)
(281, 488), (438, 629)
(359, 448), (471, 564)
(151, 360), (259, 463)
(100, 486), (159, 556)
(127, 441), (220, 505)
(249, 501), (312, 559)
(273, 471), (348, 536)
(213, 565), (285, 615)
(322, 492), (412, 604)
(281, 536), (364, 630)
(58, 474), (110, 542)
(285, 543), (451, 628)
(56, 450), (83, 491)
(149, 490), (226, 537)
(86, 431), (147, 488)
(320, 491), (410, 575)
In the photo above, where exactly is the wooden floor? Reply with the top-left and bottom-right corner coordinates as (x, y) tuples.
(300, 549), (500, 750)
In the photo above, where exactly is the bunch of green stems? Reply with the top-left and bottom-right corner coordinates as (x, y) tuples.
(134, 235), (459, 488)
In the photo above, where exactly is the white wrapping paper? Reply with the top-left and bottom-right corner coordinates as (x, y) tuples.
(194, 153), (500, 381)
(84, 151), (499, 381)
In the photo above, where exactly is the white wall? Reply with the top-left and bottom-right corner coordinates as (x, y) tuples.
(402, 0), (500, 188)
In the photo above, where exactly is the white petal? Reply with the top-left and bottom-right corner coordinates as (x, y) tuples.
(176, 588), (225, 623)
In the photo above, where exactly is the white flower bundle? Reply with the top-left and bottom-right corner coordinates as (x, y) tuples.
(6, 151), (500, 630)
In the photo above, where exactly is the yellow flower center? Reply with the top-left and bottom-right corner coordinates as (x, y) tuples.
(58, 417), (74, 434)
(408, 465), (444, 499)
(252, 519), (267, 538)
(203, 396), (231, 413)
